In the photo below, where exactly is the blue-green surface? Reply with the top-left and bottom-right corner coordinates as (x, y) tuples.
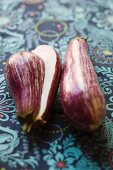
(0, 0), (113, 169)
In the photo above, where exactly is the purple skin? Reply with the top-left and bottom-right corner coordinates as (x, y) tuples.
(60, 37), (105, 131)
(5, 49), (61, 132)
(5, 52), (45, 119)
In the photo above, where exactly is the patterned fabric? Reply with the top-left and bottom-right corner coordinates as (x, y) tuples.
(0, 0), (113, 169)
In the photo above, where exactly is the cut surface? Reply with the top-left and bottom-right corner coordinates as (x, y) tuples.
(32, 45), (57, 120)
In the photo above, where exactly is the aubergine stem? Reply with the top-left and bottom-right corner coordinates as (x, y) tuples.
(22, 118), (47, 132)
(22, 123), (32, 133)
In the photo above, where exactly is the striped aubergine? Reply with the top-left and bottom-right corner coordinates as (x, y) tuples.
(60, 37), (105, 131)
(5, 45), (61, 132)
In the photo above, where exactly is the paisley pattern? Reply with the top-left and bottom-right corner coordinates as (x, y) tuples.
(0, 0), (113, 169)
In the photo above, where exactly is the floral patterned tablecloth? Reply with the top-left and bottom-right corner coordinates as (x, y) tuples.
(0, 0), (113, 170)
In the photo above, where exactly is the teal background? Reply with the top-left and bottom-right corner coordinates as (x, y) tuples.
(0, 0), (113, 169)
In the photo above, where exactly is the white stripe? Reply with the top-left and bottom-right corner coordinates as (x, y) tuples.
(32, 45), (56, 119)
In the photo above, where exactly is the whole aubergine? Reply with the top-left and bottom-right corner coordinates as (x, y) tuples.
(5, 45), (61, 132)
(60, 37), (105, 131)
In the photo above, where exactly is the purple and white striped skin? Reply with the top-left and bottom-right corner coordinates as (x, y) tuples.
(60, 37), (105, 131)
(5, 52), (45, 131)
(5, 46), (61, 132)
